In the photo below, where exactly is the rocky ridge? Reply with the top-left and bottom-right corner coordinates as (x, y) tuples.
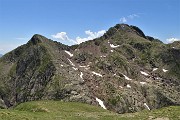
(0, 24), (179, 113)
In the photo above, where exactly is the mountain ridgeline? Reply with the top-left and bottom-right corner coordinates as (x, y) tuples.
(0, 24), (180, 113)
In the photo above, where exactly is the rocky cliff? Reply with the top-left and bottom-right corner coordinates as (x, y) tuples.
(0, 24), (179, 113)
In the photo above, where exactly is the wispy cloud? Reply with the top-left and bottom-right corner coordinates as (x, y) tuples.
(120, 17), (127, 23)
(127, 14), (139, 19)
(120, 13), (139, 23)
(166, 37), (180, 43)
(51, 30), (106, 44)
(0, 44), (22, 54)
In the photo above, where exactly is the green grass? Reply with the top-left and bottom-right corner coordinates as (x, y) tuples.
(0, 101), (179, 120)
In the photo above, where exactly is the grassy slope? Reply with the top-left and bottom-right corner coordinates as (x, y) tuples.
(0, 101), (179, 120)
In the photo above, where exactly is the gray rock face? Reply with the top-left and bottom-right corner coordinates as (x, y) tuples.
(0, 24), (180, 113)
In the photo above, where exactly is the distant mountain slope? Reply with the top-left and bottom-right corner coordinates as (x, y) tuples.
(0, 54), (3, 57)
(0, 24), (179, 114)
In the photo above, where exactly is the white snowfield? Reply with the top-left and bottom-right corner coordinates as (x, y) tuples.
(67, 59), (75, 66)
(80, 72), (83, 79)
(65, 50), (73, 57)
(153, 68), (158, 71)
(110, 44), (120, 48)
(140, 71), (149, 76)
(123, 74), (132, 80)
(140, 82), (146, 85)
(126, 84), (131, 88)
(110, 50), (114, 52)
(162, 69), (168, 72)
(92, 71), (103, 77)
(61, 64), (64, 67)
(95, 97), (107, 109)
(144, 103), (150, 110)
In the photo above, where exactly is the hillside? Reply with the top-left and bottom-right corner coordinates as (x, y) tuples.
(0, 100), (179, 120)
(0, 24), (180, 114)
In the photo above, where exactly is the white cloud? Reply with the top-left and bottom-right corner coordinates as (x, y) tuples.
(51, 32), (69, 40)
(128, 14), (139, 19)
(52, 30), (106, 44)
(166, 38), (180, 43)
(120, 13), (139, 23)
(76, 30), (106, 44)
(120, 17), (127, 23)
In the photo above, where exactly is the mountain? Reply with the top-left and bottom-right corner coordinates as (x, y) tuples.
(0, 24), (179, 114)
(0, 54), (3, 57)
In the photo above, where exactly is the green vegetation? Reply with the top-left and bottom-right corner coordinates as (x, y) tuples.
(100, 45), (108, 53)
(0, 101), (179, 120)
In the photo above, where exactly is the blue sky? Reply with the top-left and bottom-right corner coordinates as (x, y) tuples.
(0, 0), (180, 54)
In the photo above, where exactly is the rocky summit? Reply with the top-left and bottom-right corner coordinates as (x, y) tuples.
(0, 24), (179, 113)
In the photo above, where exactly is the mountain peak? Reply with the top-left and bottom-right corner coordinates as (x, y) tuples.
(103, 24), (146, 39)
(28, 34), (48, 45)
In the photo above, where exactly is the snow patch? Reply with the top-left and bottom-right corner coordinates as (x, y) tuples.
(140, 71), (149, 76)
(162, 69), (168, 72)
(156, 77), (161, 80)
(79, 65), (89, 68)
(100, 55), (106, 58)
(95, 97), (107, 109)
(85, 67), (90, 70)
(72, 67), (78, 70)
(80, 72), (83, 79)
(92, 71), (103, 77)
(123, 74), (132, 80)
(153, 68), (158, 71)
(67, 59), (75, 66)
(140, 82), (146, 85)
(119, 86), (123, 89)
(144, 103), (150, 110)
(110, 50), (114, 52)
(126, 84), (131, 88)
(61, 64), (64, 67)
(65, 50), (73, 57)
(110, 44), (120, 48)
(79, 65), (90, 70)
